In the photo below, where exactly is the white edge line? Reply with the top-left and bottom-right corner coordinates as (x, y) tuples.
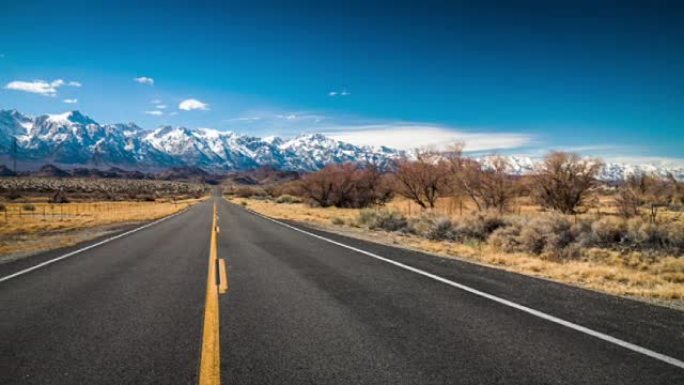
(245, 208), (684, 370)
(0, 209), (188, 284)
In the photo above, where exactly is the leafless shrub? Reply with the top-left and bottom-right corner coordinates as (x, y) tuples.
(488, 215), (577, 259)
(405, 213), (456, 240)
(615, 173), (657, 217)
(409, 211), (506, 242)
(665, 173), (684, 209)
(275, 194), (302, 204)
(357, 209), (409, 231)
(454, 211), (507, 241)
(391, 150), (450, 209)
(427, 218), (458, 241)
(626, 219), (668, 249)
(591, 217), (627, 246)
(488, 225), (523, 252)
(234, 186), (267, 198)
(299, 163), (393, 208)
(532, 151), (603, 214)
(298, 166), (335, 207)
(664, 222), (684, 249)
(457, 156), (519, 213)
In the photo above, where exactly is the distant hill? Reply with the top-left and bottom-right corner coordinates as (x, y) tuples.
(156, 166), (209, 181)
(33, 164), (70, 178)
(0, 165), (17, 177)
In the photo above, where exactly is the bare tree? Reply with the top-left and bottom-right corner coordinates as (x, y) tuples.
(392, 150), (450, 209)
(299, 166), (336, 207)
(298, 163), (393, 208)
(532, 151), (604, 214)
(668, 173), (684, 207)
(480, 156), (518, 213)
(351, 164), (394, 207)
(456, 156), (517, 213)
(615, 172), (656, 217)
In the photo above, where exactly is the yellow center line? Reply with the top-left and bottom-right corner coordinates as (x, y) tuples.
(199, 202), (221, 385)
(218, 259), (229, 294)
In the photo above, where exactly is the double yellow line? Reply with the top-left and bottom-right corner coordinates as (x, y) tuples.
(199, 202), (228, 385)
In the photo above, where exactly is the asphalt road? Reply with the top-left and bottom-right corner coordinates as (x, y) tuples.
(1, 197), (683, 384)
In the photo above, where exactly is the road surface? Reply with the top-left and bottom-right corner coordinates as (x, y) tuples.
(1, 198), (682, 384)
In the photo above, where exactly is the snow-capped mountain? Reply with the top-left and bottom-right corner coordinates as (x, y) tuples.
(1, 109), (682, 180)
(479, 155), (684, 181)
(0, 109), (401, 172)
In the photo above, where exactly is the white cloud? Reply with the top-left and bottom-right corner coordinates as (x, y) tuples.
(4, 79), (81, 97)
(328, 89), (351, 97)
(134, 76), (154, 86)
(63, 98), (78, 104)
(179, 98), (209, 111)
(228, 116), (262, 123)
(323, 124), (533, 152)
(149, 99), (166, 109)
(144, 110), (164, 116)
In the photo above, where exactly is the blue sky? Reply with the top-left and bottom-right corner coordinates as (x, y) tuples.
(1, 0), (682, 164)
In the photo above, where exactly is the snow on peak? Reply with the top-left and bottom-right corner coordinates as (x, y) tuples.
(197, 127), (233, 139)
(261, 135), (283, 145)
(46, 110), (96, 125)
(2, 108), (682, 178)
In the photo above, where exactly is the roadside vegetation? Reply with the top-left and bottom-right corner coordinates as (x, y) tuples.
(0, 177), (208, 260)
(225, 149), (684, 307)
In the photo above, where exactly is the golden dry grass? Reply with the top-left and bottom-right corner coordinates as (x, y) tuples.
(385, 195), (684, 223)
(0, 198), (204, 258)
(233, 196), (684, 307)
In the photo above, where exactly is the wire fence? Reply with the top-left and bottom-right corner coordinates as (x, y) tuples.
(0, 201), (183, 224)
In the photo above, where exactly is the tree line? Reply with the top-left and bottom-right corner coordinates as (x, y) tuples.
(285, 148), (682, 217)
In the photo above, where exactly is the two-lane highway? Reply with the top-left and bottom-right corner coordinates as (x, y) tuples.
(1, 198), (683, 384)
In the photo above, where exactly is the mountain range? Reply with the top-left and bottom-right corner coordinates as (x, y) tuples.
(0, 109), (400, 172)
(0, 109), (682, 180)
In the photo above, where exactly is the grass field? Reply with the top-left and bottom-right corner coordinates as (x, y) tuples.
(0, 198), (204, 259)
(233, 196), (684, 308)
